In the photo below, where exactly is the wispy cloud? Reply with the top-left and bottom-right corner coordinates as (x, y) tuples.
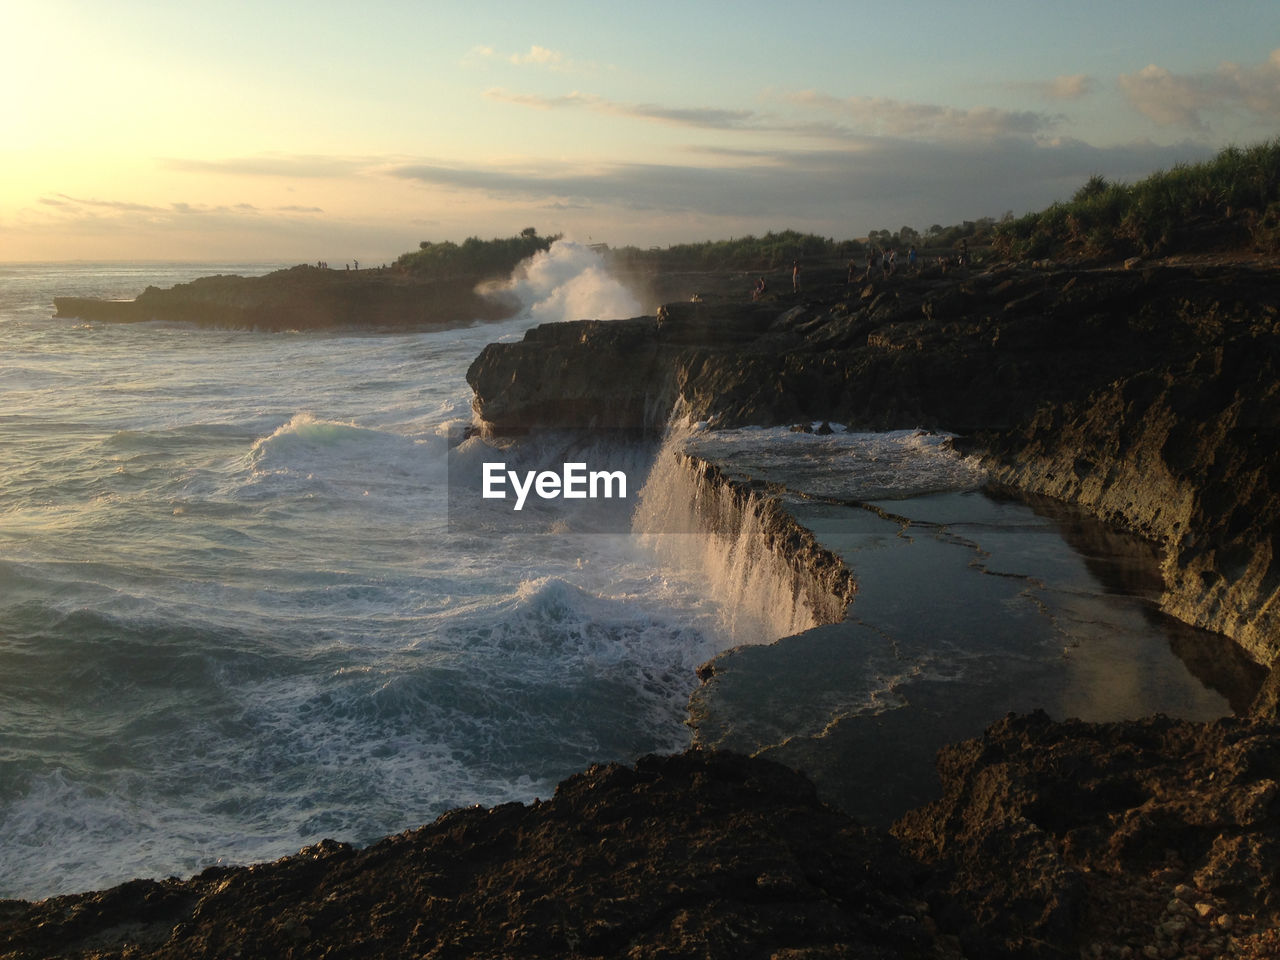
(160, 155), (371, 178)
(510, 44), (563, 67)
(487, 85), (1059, 143)
(386, 137), (1210, 228)
(36, 193), (324, 224)
(785, 91), (1055, 140)
(1119, 48), (1280, 131)
(15, 191), (375, 261)
(484, 88), (762, 130)
(43, 193), (163, 213)
(1046, 74), (1094, 100)
(467, 43), (584, 73)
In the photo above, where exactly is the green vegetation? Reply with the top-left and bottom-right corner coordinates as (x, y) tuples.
(605, 221), (1000, 273)
(394, 227), (560, 279)
(605, 230), (853, 272)
(380, 141), (1280, 282)
(994, 139), (1280, 261)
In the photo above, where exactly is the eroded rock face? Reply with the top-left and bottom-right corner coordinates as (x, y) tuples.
(467, 316), (669, 433)
(983, 337), (1280, 663)
(466, 262), (1280, 661)
(0, 751), (950, 960)
(893, 711), (1280, 959)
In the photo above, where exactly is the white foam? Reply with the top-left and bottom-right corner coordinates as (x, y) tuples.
(480, 240), (641, 324)
(682, 424), (987, 501)
(633, 419), (829, 645)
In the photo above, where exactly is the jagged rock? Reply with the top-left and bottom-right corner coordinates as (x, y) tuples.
(893, 711), (1280, 959)
(0, 751), (950, 960)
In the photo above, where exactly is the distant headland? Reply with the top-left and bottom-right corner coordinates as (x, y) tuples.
(51, 229), (559, 330)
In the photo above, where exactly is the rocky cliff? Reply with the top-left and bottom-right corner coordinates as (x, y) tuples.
(7, 724), (1280, 959)
(54, 265), (519, 330)
(467, 260), (1280, 664)
(0, 751), (952, 960)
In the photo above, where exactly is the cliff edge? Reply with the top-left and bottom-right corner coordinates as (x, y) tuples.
(467, 258), (1280, 664)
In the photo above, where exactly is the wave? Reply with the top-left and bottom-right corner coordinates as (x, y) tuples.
(632, 416), (856, 645)
(479, 240), (641, 325)
(236, 412), (445, 499)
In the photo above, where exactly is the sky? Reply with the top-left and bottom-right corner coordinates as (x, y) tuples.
(2, 0), (1278, 263)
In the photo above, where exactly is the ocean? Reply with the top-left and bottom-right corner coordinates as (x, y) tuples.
(0, 245), (1241, 900)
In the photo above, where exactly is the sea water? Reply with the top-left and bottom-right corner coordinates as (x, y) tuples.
(0, 247), (1245, 900)
(0, 249), (755, 899)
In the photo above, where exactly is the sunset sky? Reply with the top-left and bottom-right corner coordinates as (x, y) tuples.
(3, 0), (1278, 263)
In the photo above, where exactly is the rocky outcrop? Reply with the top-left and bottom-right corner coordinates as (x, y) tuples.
(54, 265), (519, 330)
(894, 710), (1280, 958)
(0, 751), (952, 960)
(9, 716), (1280, 959)
(465, 302), (781, 433)
(466, 261), (1280, 662)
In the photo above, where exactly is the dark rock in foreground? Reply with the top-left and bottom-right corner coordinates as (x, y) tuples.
(895, 711), (1280, 958)
(8, 717), (1280, 958)
(53, 265), (518, 330)
(0, 751), (949, 960)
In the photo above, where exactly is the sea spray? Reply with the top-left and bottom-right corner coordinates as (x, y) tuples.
(633, 416), (856, 646)
(479, 240), (642, 324)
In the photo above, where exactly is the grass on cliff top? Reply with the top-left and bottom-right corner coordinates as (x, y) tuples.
(994, 139), (1280, 262)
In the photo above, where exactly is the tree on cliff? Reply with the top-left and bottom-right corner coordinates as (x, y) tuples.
(395, 230), (559, 280)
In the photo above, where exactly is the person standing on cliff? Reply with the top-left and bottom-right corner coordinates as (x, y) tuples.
(792, 260), (800, 294)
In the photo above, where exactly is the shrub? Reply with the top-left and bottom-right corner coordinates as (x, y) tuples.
(992, 138), (1280, 260)
(394, 231), (559, 279)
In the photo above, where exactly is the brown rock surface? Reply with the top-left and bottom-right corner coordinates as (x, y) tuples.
(0, 751), (953, 960)
(894, 711), (1280, 958)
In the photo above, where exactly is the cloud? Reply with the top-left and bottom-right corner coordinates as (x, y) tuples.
(510, 44), (563, 67)
(33, 193), (326, 228)
(1047, 74), (1094, 100)
(483, 89), (594, 110)
(467, 43), (581, 72)
(786, 90), (1054, 140)
(161, 155), (370, 178)
(607, 102), (760, 130)
(489, 84), (1058, 142)
(386, 136), (1211, 230)
(44, 193), (163, 213)
(12, 189), (398, 262)
(488, 86), (1055, 146)
(484, 88), (762, 130)
(1119, 48), (1280, 130)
